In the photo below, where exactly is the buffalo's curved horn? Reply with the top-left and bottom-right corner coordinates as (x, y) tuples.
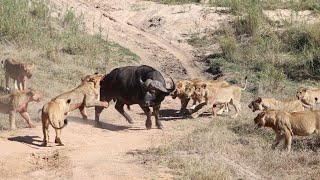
(139, 77), (152, 88)
(166, 76), (175, 92)
(149, 80), (169, 93)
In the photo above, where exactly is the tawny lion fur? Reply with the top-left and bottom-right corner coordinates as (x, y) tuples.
(41, 98), (71, 146)
(0, 88), (42, 129)
(41, 73), (108, 146)
(248, 97), (306, 112)
(296, 87), (320, 109)
(172, 79), (229, 114)
(191, 77), (247, 119)
(254, 109), (320, 152)
(2, 58), (34, 91)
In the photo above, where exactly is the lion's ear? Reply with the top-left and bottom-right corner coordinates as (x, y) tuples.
(259, 111), (266, 118)
(257, 97), (262, 103)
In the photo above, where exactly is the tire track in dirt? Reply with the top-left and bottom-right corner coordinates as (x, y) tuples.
(50, 0), (202, 79)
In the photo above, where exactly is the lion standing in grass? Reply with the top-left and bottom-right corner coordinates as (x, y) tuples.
(2, 58), (34, 91)
(296, 87), (320, 109)
(254, 109), (320, 152)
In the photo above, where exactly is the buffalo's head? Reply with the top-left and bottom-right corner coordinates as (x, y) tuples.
(140, 77), (175, 106)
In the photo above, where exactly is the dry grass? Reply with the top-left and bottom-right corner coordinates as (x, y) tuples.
(145, 96), (320, 179)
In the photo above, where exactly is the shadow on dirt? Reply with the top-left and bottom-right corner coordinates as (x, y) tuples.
(136, 108), (192, 121)
(8, 135), (43, 147)
(67, 116), (132, 131)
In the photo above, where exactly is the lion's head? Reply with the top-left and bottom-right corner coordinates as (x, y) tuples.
(248, 97), (263, 112)
(29, 89), (42, 102)
(81, 73), (104, 88)
(171, 81), (194, 99)
(22, 64), (34, 78)
(296, 87), (307, 100)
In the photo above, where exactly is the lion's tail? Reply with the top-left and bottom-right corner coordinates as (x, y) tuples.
(42, 105), (68, 130)
(241, 76), (248, 90)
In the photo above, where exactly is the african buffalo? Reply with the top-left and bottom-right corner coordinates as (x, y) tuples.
(95, 65), (175, 129)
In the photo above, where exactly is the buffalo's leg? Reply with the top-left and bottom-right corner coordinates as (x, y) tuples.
(115, 101), (134, 124)
(140, 105), (152, 129)
(79, 104), (88, 120)
(153, 104), (163, 129)
(95, 106), (105, 126)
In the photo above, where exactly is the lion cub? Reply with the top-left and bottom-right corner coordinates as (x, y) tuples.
(0, 88), (42, 129)
(254, 109), (320, 152)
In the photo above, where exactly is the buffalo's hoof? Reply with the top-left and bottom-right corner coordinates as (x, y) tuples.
(42, 141), (48, 147)
(145, 123), (152, 130)
(157, 125), (164, 130)
(95, 121), (102, 127)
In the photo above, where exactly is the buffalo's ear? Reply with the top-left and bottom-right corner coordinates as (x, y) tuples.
(66, 99), (71, 104)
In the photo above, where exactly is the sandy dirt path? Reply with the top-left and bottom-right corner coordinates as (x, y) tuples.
(0, 99), (189, 179)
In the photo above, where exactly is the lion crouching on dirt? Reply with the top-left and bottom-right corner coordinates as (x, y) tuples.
(41, 73), (109, 146)
(248, 97), (306, 112)
(0, 88), (42, 129)
(254, 109), (320, 152)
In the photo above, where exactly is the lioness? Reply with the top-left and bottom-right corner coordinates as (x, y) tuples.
(2, 58), (34, 91)
(254, 109), (320, 152)
(171, 79), (197, 114)
(41, 73), (108, 146)
(0, 88), (42, 129)
(248, 97), (306, 112)
(41, 98), (71, 146)
(296, 87), (320, 109)
(172, 79), (229, 114)
(52, 73), (109, 120)
(191, 77), (247, 119)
